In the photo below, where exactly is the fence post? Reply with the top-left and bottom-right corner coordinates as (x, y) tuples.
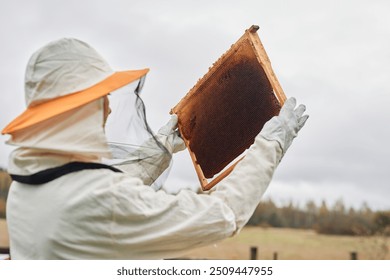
(250, 246), (258, 260)
(350, 252), (358, 260)
(0, 247), (9, 254)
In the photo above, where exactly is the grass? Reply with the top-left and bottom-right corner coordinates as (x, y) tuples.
(1, 220), (388, 259)
(0, 219), (8, 248)
(177, 226), (390, 260)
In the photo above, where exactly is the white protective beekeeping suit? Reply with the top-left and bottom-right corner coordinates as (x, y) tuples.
(3, 38), (308, 259)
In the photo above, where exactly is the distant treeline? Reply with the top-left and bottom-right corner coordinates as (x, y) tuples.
(1, 168), (390, 236)
(0, 169), (11, 218)
(248, 198), (390, 236)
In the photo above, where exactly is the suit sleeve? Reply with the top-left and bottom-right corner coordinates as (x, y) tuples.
(110, 136), (282, 259)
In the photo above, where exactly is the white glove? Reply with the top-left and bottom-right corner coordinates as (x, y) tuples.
(259, 97), (308, 155)
(108, 114), (186, 187)
(156, 114), (186, 154)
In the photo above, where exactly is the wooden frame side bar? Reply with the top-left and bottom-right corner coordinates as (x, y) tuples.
(247, 25), (287, 105)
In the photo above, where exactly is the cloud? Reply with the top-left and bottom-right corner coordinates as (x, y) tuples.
(0, 0), (389, 210)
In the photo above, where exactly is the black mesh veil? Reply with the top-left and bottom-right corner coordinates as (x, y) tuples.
(103, 77), (172, 190)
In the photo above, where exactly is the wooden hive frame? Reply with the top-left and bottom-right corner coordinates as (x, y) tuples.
(171, 25), (287, 191)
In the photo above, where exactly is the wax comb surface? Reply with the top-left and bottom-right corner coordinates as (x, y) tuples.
(171, 25), (286, 190)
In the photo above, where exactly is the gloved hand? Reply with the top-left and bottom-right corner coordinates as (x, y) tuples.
(259, 97), (308, 155)
(156, 114), (186, 154)
(107, 114), (186, 188)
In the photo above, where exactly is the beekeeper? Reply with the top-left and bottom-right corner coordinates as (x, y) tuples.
(3, 38), (308, 259)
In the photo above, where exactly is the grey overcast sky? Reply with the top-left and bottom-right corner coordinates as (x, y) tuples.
(0, 0), (389, 210)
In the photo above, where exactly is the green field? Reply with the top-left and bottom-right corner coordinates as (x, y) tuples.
(1, 220), (389, 259)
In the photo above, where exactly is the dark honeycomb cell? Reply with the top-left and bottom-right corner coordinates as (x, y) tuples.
(173, 37), (282, 179)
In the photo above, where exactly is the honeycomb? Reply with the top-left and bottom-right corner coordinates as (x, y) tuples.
(171, 26), (285, 187)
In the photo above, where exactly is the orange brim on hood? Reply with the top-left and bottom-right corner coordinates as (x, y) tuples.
(2, 69), (149, 135)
